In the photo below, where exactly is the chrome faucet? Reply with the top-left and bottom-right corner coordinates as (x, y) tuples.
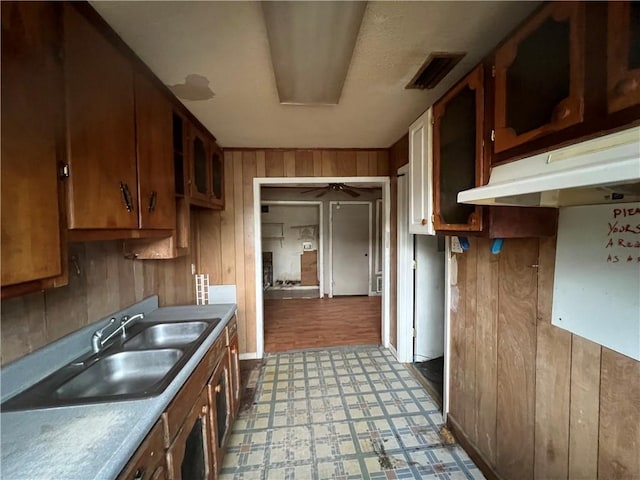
(91, 313), (145, 353)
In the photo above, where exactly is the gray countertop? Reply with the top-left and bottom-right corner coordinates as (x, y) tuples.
(0, 301), (237, 480)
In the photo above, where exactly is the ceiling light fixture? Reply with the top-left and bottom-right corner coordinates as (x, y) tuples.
(262, 1), (367, 105)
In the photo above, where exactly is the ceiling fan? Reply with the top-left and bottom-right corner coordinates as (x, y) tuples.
(300, 183), (374, 197)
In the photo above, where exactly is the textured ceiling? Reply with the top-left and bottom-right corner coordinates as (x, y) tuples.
(90, 1), (539, 149)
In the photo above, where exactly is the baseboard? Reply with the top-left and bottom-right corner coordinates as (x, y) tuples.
(386, 343), (399, 360)
(239, 352), (260, 360)
(446, 414), (503, 480)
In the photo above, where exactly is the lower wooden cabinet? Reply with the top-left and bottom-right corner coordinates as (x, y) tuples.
(118, 420), (166, 480)
(123, 321), (240, 480)
(166, 388), (213, 480)
(208, 350), (232, 474)
(228, 329), (241, 418)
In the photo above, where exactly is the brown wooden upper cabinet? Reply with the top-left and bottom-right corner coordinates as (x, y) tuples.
(64, 4), (138, 229)
(493, 2), (586, 153)
(134, 72), (176, 230)
(189, 126), (224, 210)
(64, 5), (175, 231)
(1, 1), (67, 291)
(433, 65), (485, 232)
(607, 1), (640, 113)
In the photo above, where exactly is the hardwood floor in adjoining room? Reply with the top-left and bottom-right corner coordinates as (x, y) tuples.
(263, 296), (381, 352)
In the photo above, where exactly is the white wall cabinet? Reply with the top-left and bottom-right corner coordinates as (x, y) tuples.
(408, 108), (436, 235)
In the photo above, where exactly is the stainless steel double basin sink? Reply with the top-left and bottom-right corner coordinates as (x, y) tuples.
(1, 318), (221, 411)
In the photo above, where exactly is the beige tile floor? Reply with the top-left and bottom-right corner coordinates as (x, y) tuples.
(221, 346), (485, 480)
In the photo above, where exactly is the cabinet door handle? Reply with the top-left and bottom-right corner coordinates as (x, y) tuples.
(132, 467), (145, 480)
(150, 465), (165, 480)
(201, 404), (209, 415)
(231, 347), (237, 354)
(214, 384), (222, 393)
(120, 182), (134, 212)
(615, 77), (638, 97)
(147, 191), (157, 213)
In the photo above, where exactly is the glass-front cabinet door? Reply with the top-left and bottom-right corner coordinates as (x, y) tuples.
(166, 389), (212, 480)
(209, 350), (232, 475)
(209, 145), (224, 208)
(493, 2), (585, 153)
(190, 128), (210, 204)
(607, 1), (640, 113)
(432, 65), (484, 232)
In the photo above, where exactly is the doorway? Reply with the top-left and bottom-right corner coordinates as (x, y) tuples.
(261, 201), (323, 300)
(329, 201), (372, 297)
(396, 165), (446, 407)
(253, 176), (391, 357)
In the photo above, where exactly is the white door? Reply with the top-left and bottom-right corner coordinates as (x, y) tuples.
(396, 165), (414, 362)
(414, 235), (445, 361)
(331, 202), (370, 296)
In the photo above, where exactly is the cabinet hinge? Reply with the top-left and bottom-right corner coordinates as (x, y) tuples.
(59, 163), (70, 179)
(491, 65), (496, 78)
(490, 130), (495, 142)
(411, 260), (417, 270)
(412, 328), (416, 338)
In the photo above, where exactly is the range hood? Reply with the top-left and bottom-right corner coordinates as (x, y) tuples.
(458, 126), (640, 207)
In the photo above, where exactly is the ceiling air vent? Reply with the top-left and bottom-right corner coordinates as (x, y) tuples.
(406, 52), (466, 90)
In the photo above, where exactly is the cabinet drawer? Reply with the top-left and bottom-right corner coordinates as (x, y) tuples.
(162, 335), (226, 445)
(118, 420), (165, 480)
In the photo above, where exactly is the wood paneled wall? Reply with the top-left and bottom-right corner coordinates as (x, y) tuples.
(448, 236), (640, 480)
(194, 149), (389, 355)
(1, 240), (195, 365)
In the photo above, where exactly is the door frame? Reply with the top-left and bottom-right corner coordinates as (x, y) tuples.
(260, 200), (324, 298)
(396, 164), (414, 363)
(396, 164), (451, 416)
(253, 176), (391, 359)
(328, 200), (373, 298)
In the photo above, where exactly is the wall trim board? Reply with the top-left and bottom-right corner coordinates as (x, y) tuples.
(443, 237), (452, 421)
(375, 199), (384, 275)
(253, 176), (391, 358)
(447, 415), (503, 480)
(224, 147), (389, 152)
(387, 343), (399, 361)
(239, 352), (259, 360)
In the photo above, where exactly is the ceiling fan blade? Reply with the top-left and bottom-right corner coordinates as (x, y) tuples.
(301, 187), (326, 194)
(315, 190), (329, 198)
(343, 188), (360, 197)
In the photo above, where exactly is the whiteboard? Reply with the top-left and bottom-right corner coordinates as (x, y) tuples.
(552, 202), (640, 360)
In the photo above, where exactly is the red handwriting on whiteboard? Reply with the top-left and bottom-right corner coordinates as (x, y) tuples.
(605, 238), (640, 248)
(607, 255), (640, 263)
(608, 222), (640, 235)
(613, 207), (640, 218)
(605, 205), (640, 263)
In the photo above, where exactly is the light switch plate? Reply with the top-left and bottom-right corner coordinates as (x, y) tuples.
(302, 242), (312, 250)
(451, 237), (464, 254)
